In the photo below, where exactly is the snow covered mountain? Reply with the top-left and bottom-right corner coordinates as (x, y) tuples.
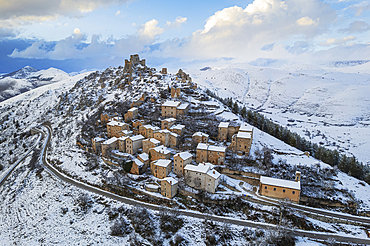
(0, 66), (70, 102)
(190, 61), (370, 164)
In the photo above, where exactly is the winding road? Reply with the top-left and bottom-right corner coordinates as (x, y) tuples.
(37, 124), (370, 244)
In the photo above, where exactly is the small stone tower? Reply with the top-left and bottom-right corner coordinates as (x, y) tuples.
(295, 171), (301, 182)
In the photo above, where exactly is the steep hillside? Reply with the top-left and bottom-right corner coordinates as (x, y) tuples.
(0, 66), (70, 102)
(190, 63), (370, 164)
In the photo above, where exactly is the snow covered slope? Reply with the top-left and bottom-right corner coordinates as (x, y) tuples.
(0, 66), (70, 102)
(190, 63), (370, 164)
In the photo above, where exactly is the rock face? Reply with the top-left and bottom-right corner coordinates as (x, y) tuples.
(0, 66), (70, 102)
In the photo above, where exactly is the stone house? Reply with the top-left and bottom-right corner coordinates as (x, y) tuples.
(153, 129), (178, 148)
(132, 119), (144, 129)
(161, 118), (176, 130)
(130, 158), (145, 175)
(218, 122), (229, 141)
(170, 124), (185, 136)
(176, 102), (189, 116)
(151, 159), (172, 179)
(92, 137), (105, 153)
(107, 121), (130, 138)
(192, 132), (209, 144)
(142, 138), (161, 153)
(161, 177), (178, 198)
(230, 131), (253, 155)
(196, 143), (226, 165)
(101, 137), (119, 157)
(161, 68), (167, 75)
(138, 152), (150, 169)
(259, 171), (301, 203)
(149, 145), (171, 162)
(120, 130), (133, 137)
(118, 136), (128, 152)
(125, 135), (145, 155)
(100, 113), (116, 124)
(139, 124), (160, 138)
(173, 151), (192, 177)
(239, 123), (254, 133)
(184, 163), (221, 193)
(124, 107), (138, 122)
(171, 87), (181, 98)
(161, 100), (180, 117)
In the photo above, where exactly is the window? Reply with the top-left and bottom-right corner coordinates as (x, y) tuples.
(292, 191), (295, 194)
(283, 189), (285, 193)
(273, 188), (276, 191)
(265, 186), (267, 189)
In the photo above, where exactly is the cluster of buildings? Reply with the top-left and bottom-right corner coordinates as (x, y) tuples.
(90, 54), (301, 202)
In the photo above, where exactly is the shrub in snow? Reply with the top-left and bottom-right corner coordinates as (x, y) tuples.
(110, 216), (132, 237)
(159, 209), (184, 237)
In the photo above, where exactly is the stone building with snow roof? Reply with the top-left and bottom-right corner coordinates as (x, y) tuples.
(170, 124), (185, 136)
(218, 122), (229, 141)
(149, 145), (171, 162)
(142, 138), (161, 153)
(161, 118), (176, 130)
(101, 137), (119, 157)
(259, 171), (301, 203)
(125, 135), (145, 155)
(161, 100), (190, 118)
(153, 129), (178, 148)
(184, 163), (221, 193)
(161, 177), (178, 198)
(107, 121), (130, 138)
(151, 159), (172, 179)
(196, 143), (226, 165)
(230, 131), (253, 155)
(139, 124), (160, 138)
(192, 132), (209, 144)
(138, 152), (150, 168)
(92, 137), (105, 153)
(124, 107), (138, 122)
(173, 151), (193, 177)
(130, 158), (145, 175)
(118, 136), (128, 152)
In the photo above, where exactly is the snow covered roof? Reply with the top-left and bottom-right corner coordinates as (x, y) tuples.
(152, 145), (171, 154)
(206, 169), (221, 180)
(170, 132), (179, 138)
(162, 177), (178, 185)
(153, 159), (171, 167)
(138, 153), (149, 161)
(260, 176), (301, 190)
(219, 122), (229, 128)
(118, 136), (128, 141)
(93, 137), (105, 142)
(163, 118), (176, 122)
(149, 138), (161, 144)
(174, 151), (192, 160)
(239, 123), (253, 132)
(184, 163), (212, 173)
(162, 100), (181, 107)
(208, 145), (226, 152)
(143, 124), (160, 131)
(177, 102), (189, 110)
(197, 143), (208, 150)
(129, 135), (145, 142)
(170, 124), (185, 130)
(102, 137), (118, 145)
(128, 107), (138, 112)
(192, 132), (209, 137)
(236, 132), (252, 139)
(107, 121), (127, 127)
(121, 130), (133, 135)
(133, 158), (144, 168)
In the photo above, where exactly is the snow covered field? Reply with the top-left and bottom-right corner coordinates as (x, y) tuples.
(190, 62), (370, 164)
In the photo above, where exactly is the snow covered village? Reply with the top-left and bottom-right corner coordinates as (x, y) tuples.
(1, 54), (370, 245)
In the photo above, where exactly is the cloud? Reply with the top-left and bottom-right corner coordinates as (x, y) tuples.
(319, 36), (356, 46)
(352, 2), (370, 16)
(0, 0), (132, 38)
(165, 16), (187, 29)
(156, 0), (336, 61)
(339, 20), (370, 33)
(9, 18), (167, 60)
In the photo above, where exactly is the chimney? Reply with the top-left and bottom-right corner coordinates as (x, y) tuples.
(170, 180), (172, 184)
(213, 171), (215, 174)
(295, 171), (301, 182)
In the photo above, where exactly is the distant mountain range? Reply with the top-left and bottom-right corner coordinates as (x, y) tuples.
(0, 66), (70, 102)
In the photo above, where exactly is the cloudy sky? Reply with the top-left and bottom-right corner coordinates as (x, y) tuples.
(1, 0), (370, 73)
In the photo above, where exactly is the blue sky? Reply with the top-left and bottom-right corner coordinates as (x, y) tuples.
(1, 0), (370, 73)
